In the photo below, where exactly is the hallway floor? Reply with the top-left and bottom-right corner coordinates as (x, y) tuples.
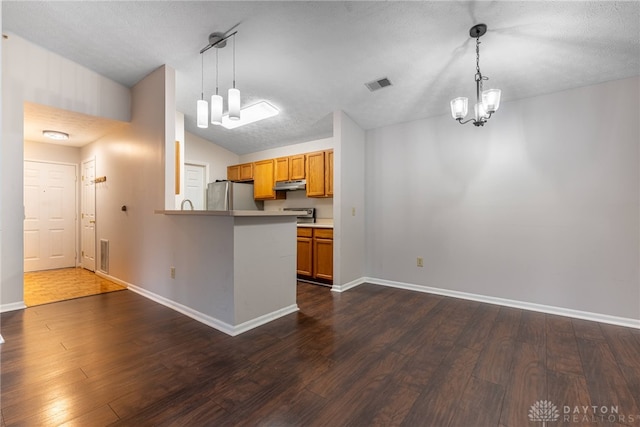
(24, 268), (126, 307)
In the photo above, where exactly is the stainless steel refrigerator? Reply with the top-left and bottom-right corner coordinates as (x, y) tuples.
(206, 181), (263, 211)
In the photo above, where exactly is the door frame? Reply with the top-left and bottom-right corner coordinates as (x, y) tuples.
(23, 158), (79, 269)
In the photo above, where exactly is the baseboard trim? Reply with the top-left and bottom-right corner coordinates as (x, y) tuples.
(95, 271), (129, 289)
(356, 277), (640, 329)
(232, 304), (300, 336)
(0, 301), (27, 313)
(98, 272), (299, 337)
(331, 277), (366, 293)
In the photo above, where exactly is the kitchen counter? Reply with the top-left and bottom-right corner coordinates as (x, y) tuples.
(297, 222), (333, 229)
(155, 209), (300, 217)
(153, 209), (298, 336)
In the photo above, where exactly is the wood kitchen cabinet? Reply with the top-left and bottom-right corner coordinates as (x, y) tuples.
(306, 150), (333, 198)
(297, 227), (333, 283)
(289, 154), (306, 180)
(296, 227), (313, 277)
(253, 159), (285, 200)
(275, 157), (290, 182)
(275, 154), (306, 182)
(227, 162), (253, 181)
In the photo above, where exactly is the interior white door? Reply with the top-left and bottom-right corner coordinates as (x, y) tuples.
(81, 158), (96, 272)
(185, 163), (206, 210)
(24, 161), (77, 272)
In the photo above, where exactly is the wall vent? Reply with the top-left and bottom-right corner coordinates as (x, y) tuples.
(100, 239), (109, 274)
(365, 77), (392, 92)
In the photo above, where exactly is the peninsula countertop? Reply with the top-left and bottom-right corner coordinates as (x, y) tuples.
(155, 209), (300, 217)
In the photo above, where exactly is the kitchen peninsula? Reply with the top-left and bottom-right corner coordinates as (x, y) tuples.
(154, 209), (299, 335)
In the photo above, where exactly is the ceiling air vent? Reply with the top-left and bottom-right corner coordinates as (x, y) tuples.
(365, 77), (392, 92)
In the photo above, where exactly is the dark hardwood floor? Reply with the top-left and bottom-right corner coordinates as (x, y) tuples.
(1, 283), (639, 426)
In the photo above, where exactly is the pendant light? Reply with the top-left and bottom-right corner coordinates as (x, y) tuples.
(211, 47), (223, 125)
(450, 24), (502, 127)
(228, 33), (241, 121)
(196, 53), (208, 128)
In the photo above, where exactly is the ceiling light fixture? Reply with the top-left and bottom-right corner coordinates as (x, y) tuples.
(450, 24), (502, 127)
(42, 130), (69, 140)
(197, 31), (241, 127)
(220, 101), (279, 130)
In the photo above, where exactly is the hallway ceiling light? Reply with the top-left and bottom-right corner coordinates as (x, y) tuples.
(450, 24), (502, 127)
(220, 101), (279, 130)
(42, 130), (69, 140)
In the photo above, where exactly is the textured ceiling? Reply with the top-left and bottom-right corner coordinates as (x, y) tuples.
(4, 1), (640, 155)
(24, 102), (129, 147)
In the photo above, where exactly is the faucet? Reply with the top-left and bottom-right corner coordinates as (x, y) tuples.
(180, 199), (194, 211)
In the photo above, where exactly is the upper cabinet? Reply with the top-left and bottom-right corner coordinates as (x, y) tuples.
(290, 154), (306, 180)
(275, 154), (306, 182)
(254, 159), (285, 200)
(227, 149), (332, 199)
(227, 162), (253, 181)
(306, 150), (333, 198)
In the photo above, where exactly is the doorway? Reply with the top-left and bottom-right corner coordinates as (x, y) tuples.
(23, 160), (77, 272)
(81, 157), (96, 271)
(185, 162), (208, 210)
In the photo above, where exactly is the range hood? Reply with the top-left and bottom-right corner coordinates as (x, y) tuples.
(274, 179), (306, 191)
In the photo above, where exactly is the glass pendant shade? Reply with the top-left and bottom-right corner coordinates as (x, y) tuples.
(211, 94), (223, 125)
(228, 88), (241, 120)
(482, 89), (502, 113)
(475, 102), (489, 121)
(197, 99), (209, 128)
(450, 97), (468, 120)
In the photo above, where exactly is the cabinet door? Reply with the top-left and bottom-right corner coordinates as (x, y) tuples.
(289, 154), (305, 180)
(306, 151), (326, 197)
(275, 157), (290, 182)
(227, 165), (240, 181)
(253, 159), (275, 199)
(297, 237), (313, 276)
(325, 150), (333, 197)
(239, 163), (254, 181)
(313, 237), (333, 281)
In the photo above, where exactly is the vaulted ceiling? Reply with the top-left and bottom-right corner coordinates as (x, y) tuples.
(4, 1), (640, 154)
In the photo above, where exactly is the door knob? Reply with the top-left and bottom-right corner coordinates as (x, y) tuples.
(89, 220), (96, 224)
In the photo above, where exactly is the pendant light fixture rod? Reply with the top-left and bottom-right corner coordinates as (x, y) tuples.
(199, 30), (238, 54)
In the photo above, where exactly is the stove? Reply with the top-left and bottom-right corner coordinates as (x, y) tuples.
(283, 208), (315, 224)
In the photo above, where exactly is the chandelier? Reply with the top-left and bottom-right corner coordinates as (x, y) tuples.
(450, 24), (501, 127)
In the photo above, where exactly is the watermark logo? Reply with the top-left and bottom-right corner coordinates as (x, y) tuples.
(529, 400), (560, 426)
(529, 400), (639, 424)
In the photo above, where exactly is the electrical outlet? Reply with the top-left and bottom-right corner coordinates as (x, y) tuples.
(170, 267), (176, 279)
(417, 257), (424, 267)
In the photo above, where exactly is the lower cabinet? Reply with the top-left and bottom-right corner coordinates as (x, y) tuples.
(297, 227), (333, 283)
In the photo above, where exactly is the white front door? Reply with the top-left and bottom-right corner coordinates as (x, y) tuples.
(24, 161), (77, 272)
(81, 158), (96, 272)
(185, 163), (207, 210)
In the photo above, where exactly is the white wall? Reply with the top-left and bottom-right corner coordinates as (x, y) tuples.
(1, 34), (130, 309)
(24, 140), (81, 164)
(365, 76), (640, 320)
(184, 131), (239, 182)
(333, 111), (366, 286)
